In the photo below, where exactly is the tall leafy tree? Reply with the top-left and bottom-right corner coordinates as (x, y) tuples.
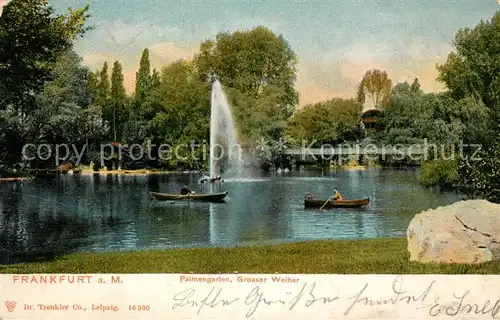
(376, 82), (425, 145)
(437, 11), (500, 114)
(95, 62), (111, 138)
(135, 48), (152, 102)
(0, 0), (90, 169)
(110, 61), (127, 141)
(35, 50), (93, 145)
(194, 26), (299, 117)
(97, 62), (110, 105)
(0, 0), (90, 114)
(436, 11), (500, 202)
(151, 68), (161, 90)
(356, 69), (392, 109)
(410, 77), (421, 93)
(145, 60), (210, 169)
(86, 71), (100, 105)
(285, 98), (363, 146)
(82, 70), (106, 146)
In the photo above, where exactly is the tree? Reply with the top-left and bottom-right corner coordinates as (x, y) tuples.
(20, 49), (102, 168)
(0, 0), (91, 170)
(93, 62), (110, 137)
(111, 61), (126, 102)
(97, 62), (110, 104)
(36, 50), (93, 142)
(437, 11), (500, 113)
(151, 68), (160, 90)
(356, 69), (392, 109)
(376, 82), (425, 145)
(82, 70), (106, 145)
(436, 11), (500, 202)
(194, 26), (299, 117)
(0, 0), (90, 114)
(458, 140), (500, 203)
(284, 98), (363, 146)
(135, 48), (151, 102)
(110, 61), (127, 141)
(228, 84), (288, 147)
(86, 71), (100, 104)
(410, 77), (421, 93)
(143, 60), (210, 169)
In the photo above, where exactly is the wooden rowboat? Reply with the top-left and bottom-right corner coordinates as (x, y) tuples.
(304, 197), (370, 209)
(198, 176), (224, 184)
(125, 170), (148, 174)
(150, 190), (229, 203)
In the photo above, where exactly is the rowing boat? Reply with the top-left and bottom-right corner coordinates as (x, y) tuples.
(198, 176), (224, 184)
(304, 197), (370, 209)
(150, 190), (229, 203)
(125, 170), (148, 174)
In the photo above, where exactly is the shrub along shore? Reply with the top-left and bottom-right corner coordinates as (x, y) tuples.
(1, 238), (499, 274)
(0, 168), (186, 180)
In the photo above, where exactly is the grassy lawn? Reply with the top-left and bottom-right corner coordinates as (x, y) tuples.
(1, 237), (499, 274)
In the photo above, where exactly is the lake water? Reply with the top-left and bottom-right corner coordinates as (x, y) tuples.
(0, 168), (461, 264)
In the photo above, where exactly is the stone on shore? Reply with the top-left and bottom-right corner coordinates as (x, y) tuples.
(407, 199), (500, 264)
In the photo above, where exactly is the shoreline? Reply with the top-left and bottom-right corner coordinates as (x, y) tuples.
(0, 165), (402, 180)
(79, 169), (197, 176)
(0, 169), (203, 181)
(0, 177), (30, 182)
(1, 237), (499, 274)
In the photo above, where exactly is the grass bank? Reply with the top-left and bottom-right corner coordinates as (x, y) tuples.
(1, 238), (499, 274)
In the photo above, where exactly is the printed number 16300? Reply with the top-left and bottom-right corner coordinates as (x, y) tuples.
(128, 305), (151, 311)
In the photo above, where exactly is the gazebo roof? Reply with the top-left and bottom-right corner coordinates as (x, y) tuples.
(362, 108), (383, 116)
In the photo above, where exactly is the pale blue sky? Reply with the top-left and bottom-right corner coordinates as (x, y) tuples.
(51, 0), (499, 105)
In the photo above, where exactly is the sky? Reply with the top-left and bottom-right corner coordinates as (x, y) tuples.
(50, 0), (499, 107)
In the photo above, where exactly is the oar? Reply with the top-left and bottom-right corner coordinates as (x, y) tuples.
(319, 196), (333, 210)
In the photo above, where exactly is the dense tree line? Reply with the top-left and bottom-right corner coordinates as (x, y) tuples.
(0, 0), (497, 202)
(0, 1), (299, 172)
(373, 11), (499, 202)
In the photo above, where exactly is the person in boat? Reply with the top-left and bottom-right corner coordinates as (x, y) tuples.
(180, 185), (192, 195)
(332, 188), (344, 201)
(198, 175), (210, 184)
(210, 175), (223, 183)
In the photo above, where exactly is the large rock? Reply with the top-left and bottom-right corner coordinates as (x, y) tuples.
(407, 199), (500, 264)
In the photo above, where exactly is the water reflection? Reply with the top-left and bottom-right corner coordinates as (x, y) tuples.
(0, 182), (93, 264)
(0, 169), (461, 264)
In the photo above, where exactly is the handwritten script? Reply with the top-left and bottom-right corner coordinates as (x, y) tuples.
(169, 276), (483, 318)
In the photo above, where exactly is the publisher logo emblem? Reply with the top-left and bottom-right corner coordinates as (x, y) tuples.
(4, 301), (17, 313)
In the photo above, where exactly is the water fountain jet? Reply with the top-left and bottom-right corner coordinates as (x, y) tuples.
(209, 79), (246, 180)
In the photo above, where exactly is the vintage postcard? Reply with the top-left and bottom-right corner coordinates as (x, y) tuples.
(1, 0), (499, 319)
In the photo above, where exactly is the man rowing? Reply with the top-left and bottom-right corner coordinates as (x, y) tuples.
(198, 174), (210, 183)
(198, 174), (223, 183)
(210, 175), (223, 183)
(332, 188), (344, 200)
(180, 185), (193, 195)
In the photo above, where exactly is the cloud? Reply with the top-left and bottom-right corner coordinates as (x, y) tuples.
(78, 19), (201, 93)
(82, 53), (110, 68)
(80, 22), (452, 104)
(0, 0), (9, 17)
(297, 57), (447, 106)
(148, 42), (198, 68)
(84, 46), (450, 103)
(82, 41), (199, 93)
(86, 20), (182, 53)
(296, 37), (452, 106)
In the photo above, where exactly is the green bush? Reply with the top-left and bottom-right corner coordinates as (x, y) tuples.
(418, 158), (459, 189)
(458, 141), (500, 203)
